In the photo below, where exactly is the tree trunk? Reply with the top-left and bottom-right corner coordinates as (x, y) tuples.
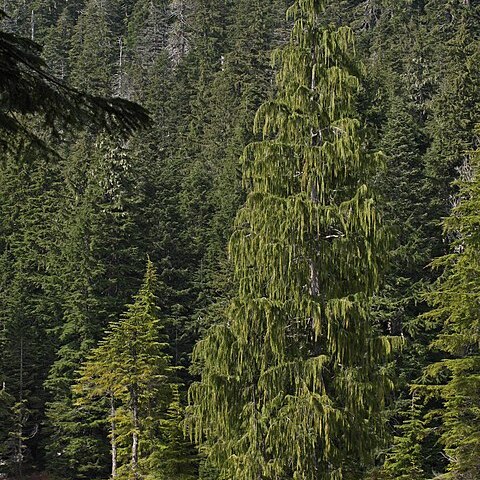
(16, 336), (24, 480)
(309, 45), (320, 298)
(117, 37), (123, 96)
(110, 393), (117, 478)
(131, 386), (139, 479)
(30, 10), (35, 41)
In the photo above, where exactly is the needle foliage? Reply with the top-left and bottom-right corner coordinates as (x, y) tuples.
(188, 1), (394, 479)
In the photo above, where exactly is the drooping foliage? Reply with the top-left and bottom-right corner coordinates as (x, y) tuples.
(188, 1), (393, 478)
(2, 0), (480, 479)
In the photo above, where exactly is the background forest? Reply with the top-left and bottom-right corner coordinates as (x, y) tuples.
(0, 0), (479, 479)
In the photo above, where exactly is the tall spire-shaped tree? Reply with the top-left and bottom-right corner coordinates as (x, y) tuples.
(188, 1), (392, 479)
(421, 139), (480, 480)
(74, 259), (175, 480)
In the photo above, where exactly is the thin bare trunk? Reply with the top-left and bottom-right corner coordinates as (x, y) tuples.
(16, 337), (24, 480)
(131, 386), (139, 479)
(30, 10), (34, 41)
(110, 393), (117, 478)
(117, 37), (123, 96)
(309, 41), (320, 298)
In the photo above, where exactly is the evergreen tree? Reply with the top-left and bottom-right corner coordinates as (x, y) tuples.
(123, 0), (170, 97)
(421, 137), (480, 480)
(0, 149), (62, 478)
(44, 134), (147, 480)
(0, 9), (149, 151)
(379, 395), (429, 480)
(167, 0), (194, 65)
(424, 0), (480, 240)
(69, 0), (116, 96)
(0, 387), (15, 475)
(4, 0), (480, 477)
(177, 0), (233, 277)
(332, 3), (455, 475)
(188, 1), (393, 479)
(187, 0), (286, 334)
(372, 3), (480, 476)
(74, 260), (193, 480)
(42, 6), (75, 81)
(148, 385), (198, 480)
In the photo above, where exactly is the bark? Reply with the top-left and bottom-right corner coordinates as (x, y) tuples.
(15, 337), (24, 480)
(110, 393), (117, 478)
(309, 44), (320, 298)
(131, 386), (139, 479)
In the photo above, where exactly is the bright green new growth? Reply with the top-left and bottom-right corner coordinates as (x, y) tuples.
(188, 1), (392, 479)
(74, 260), (173, 480)
(422, 139), (480, 479)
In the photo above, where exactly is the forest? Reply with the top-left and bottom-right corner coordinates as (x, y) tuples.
(0, 0), (479, 479)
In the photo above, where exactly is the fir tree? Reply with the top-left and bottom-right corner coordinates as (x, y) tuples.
(42, 6), (75, 81)
(45, 134), (147, 480)
(379, 394), (429, 480)
(74, 260), (184, 480)
(148, 385), (198, 480)
(124, 0), (170, 97)
(188, 1), (393, 479)
(0, 9), (149, 151)
(68, 0), (116, 96)
(424, 0), (480, 237)
(0, 148), (63, 478)
(196, 0), (286, 328)
(421, 137), (480, 480)
(0, 387), (15, 477)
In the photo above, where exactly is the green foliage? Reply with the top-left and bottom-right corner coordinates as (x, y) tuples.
(329, 2), (480, 476)
(74, 260), (196, 480)
(424, 0), (480, 227)
(0, 10), (149, 151)
(183, 0), (287, 336)
(380, 395), (429, 480)
(421, 139), (480, 479)
(188, 1), (393, 479)
(0, 147), (63, 477)
(3, 0), (480, 478)
(43, 133), (150, 479)
(69, 0), (116, 95)
(0, 388), (15, 474)
(147, 385), (198, 480)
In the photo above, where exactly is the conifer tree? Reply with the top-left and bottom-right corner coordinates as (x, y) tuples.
(167, 0), (194, 65)
(42, 7), (75, 81)
(424, 1), (480, 233)
(0, 8), (149, 150)
(178, 0), (233, 270)
(74, 260), (186, 480)
(69, 0), (115, 96)
(0, 387), (15, 477)
(44, 134), (147, 480)
(148, 385), (198, 480)
(0, 149), (63, 478)
(188, 1), (392, 479)
(421, 138), (480, 480)
(378, 395), (429, 480)
(187, 0), (286, 335)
